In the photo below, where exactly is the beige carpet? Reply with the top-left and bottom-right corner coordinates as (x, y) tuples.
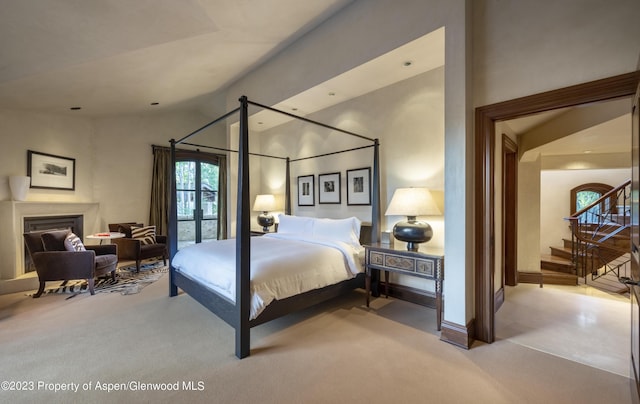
(0, 274), (633, 404)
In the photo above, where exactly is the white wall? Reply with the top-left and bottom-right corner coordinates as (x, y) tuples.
(540, 168), (630, 255)
(91, 110), (222, 229)
(0, 108), (221, 233)
(473, 0), (640, 106)
(0, 109), (95, 202)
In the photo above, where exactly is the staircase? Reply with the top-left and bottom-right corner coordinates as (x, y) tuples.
(540, 180), (632, 295)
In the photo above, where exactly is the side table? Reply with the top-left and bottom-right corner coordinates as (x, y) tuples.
(365, 243), (444, 331)
(86, 232), (125, 245)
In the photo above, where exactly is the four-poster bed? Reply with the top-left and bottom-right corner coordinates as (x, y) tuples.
(168, 96), (381, 358)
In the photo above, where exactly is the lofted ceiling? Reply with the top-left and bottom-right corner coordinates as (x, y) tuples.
(0, 0), (355, 117)
(0, 0), (444, 122)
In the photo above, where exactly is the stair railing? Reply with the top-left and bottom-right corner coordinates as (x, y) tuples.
(565, 179), (631, 281)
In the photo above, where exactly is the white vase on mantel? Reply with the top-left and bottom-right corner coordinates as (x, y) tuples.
(9, 176), (30, 201)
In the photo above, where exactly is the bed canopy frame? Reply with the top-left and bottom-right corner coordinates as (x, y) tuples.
(168, 96), (381, 358)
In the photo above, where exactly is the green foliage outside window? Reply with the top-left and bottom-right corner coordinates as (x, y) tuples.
(175, 161), (219, 219)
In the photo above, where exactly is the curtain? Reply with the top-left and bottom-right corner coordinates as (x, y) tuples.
(150, 145), (227, 240)
(149, 146), (171, 235)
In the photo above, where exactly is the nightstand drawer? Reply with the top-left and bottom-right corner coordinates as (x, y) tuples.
(384, 253), (415, 273)
(368, 249), (440, 279)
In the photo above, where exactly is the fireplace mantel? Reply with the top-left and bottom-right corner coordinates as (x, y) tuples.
(0, 201), (100, 281)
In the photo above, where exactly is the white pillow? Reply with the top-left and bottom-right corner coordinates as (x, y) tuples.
(277, 214), (314, 235)
(313, 217), (361, 246)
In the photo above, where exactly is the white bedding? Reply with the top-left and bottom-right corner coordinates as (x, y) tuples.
(171, 232), (364, 320)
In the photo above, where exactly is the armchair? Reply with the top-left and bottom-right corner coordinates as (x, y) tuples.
(24, 229), (118, 298)
(108, 223), (167, 272)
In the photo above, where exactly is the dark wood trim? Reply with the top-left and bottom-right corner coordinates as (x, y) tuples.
(518, 271), (544, 287)
(475, 71), (640, 344)
(502, 134), (518, 288)
(440, 319), (475, 349)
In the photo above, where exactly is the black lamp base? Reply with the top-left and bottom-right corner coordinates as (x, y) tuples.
(392, 216), (433, 251)
(257, 212), (274, 232)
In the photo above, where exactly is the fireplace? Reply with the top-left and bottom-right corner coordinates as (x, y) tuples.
(23, 215), (84, 273)
(0, 201), (99, 281)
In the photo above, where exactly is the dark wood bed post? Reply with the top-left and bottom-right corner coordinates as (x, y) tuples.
(169, 139), (179, 297)
(285, 157), (291, 215)
(371, 139), (381, 243)
(236, 95), (251, 359)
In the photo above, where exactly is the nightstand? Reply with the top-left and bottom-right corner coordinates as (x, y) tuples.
(364, 243), (444, 330)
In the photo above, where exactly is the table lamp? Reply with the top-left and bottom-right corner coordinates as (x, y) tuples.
(253, 194), (276, 232)
(385, 187), (441, 251)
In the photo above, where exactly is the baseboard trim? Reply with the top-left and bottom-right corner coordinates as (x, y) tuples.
(377, 282), (437, 308)
(440, 319), (475, 349)
(518, 271), (543, 287)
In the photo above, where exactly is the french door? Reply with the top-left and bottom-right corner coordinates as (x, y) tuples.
(175, 153), (220, 249)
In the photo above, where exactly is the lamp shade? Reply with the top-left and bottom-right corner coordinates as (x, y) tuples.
(385, 187), (440, 251)
(253, 194), (276, 212)
(253, 194), (276, 232)
(384, 187), (441, 217)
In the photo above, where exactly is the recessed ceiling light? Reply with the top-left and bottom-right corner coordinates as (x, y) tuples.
(69, 106), (82, 110)
(583, 150), (592, 154)
(403, 61), (413, 67)
(292, 107), (298, 111)
(150, 102), (159, 106)
(328, 92), (335, 96)
(258, 121), (263, 125)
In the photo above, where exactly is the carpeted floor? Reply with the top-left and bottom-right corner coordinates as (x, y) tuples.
(0, 273), (634, 404)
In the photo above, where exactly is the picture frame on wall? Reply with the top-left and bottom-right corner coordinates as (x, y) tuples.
(297, 175), (315, 206)
(318, 172), (341, 204)
(346, 167), (371, 206)
(28, 150), (76, 190)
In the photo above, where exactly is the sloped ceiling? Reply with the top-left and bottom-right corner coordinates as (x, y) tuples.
(0, 0), (354, 116)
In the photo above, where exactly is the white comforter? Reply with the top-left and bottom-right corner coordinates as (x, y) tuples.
(171, 233), (364, 320)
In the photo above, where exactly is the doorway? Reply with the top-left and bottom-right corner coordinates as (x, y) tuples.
(175, 152), (221, 248)
(474, 71), (640, 344)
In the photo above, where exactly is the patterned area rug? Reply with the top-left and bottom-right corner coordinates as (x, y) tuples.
(26, 261), (168, 297)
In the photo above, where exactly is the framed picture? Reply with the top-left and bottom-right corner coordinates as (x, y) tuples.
(346, 167), (371, 205)
(297, 175), (315, 206)
(27, 150), (76, 190)
(318, 172), (341, 204)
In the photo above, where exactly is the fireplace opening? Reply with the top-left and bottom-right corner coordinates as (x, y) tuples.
(23, 215), (84, 273)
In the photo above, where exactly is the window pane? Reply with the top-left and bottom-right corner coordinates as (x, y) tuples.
(176, 161), (196, 189)
(201, 162), (218, 218)
(177, 190), (195, 219)
(576, 190), (601, 211)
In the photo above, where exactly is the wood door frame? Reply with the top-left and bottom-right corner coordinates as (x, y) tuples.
(502, 134), (518, 289)
(474, 71), (640, 343)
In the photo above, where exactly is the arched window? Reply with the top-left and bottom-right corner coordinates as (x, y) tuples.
(570, 183), (614, 215)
